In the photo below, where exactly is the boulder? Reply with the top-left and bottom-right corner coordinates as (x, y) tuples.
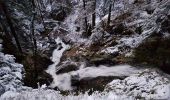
(0, 84), (5, 96)
(71, 76), (126, 93)
(56, 64), (79, 74)
(37, 71), (53, 86)
(89, 53), (118, 66)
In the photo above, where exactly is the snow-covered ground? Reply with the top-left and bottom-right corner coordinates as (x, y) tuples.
(106, 69), (170, 99)
(1, 69), (170, 100)
(0, 89), (132, 100)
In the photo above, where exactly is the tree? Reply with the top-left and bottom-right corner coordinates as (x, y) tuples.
(83, 0), (88, 32)
(92, 0), (96, 29)
(0, 0), (23, 54)
(31, 0), (38, 79)
(107, 2), (112, 26)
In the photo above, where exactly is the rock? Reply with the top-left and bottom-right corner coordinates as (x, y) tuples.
(105, 70), (170, 99)
(145, 6), (155, 14)
(122, 29), (134, 35)
(113, 23), (126, 34)
(51, 9), (66, 21)
(161, 17), (170, 33)
(56, 64), (79, 74)
(71, 76), (126, 93)
(89, 54), (118, 66)
(23, 54), (53, 88)
(0, 84), (5, 96)
(37, 71), (53, 86)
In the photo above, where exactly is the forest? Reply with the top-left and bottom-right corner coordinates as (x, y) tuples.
(0, 0), (170, 99)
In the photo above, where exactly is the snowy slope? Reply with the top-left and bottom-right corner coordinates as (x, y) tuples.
(1, 69), (170, 100)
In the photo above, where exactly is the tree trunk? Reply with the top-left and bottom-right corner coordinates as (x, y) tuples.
(83, 0), (88, 32)
(92, 0), (96, 29)
(0, 0), (23, 54)
(31, 0), (38, 80)
(107, 3), (112, 26)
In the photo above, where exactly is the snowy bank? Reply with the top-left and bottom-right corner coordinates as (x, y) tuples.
(1, 69), (170, 100)
(106, 69), (170, 99)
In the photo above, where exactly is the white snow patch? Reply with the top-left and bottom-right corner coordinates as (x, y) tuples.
(106, 69), (170, 99)
(0, 89), (133, 100)
(102, 27), (155, 55)
(46, 4), (52, 12)
(1, 69), (170, 100)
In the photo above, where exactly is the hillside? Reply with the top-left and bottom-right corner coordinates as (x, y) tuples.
(0, 0), (170, 99)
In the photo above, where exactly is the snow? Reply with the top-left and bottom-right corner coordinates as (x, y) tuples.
(101, 46), (119, 54)
(1, 69), (170, 100)
(102, 27), (156, 55)
(0, 89), (132, 100)
(46, 4), (52, 12)
(1, 0), (170, 99)
(106, 69), (170, 99)
(0, 52), (28, 94)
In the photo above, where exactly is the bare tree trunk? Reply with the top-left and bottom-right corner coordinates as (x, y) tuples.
(107, 3), (112, 26)
(0, 0), (23, 54)
(92, 0), (96, 29)
(83, 0), (88, 32)
(31, 0), (38, 80)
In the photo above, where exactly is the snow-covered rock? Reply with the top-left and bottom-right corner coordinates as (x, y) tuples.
(106, 69), (170, 99)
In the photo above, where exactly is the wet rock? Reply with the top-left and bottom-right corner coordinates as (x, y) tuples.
(37, 71), (53, 86)
(37, 56), (53, 70)
(71, 76), (126, 93)
(56, 64), (79, 74)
